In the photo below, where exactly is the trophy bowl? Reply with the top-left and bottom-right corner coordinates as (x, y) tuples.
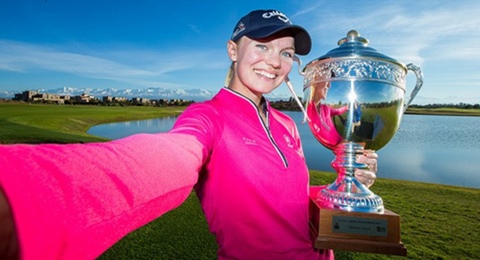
(302, 30), (423, 213)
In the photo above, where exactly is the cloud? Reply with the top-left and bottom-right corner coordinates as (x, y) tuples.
(288, 1), (480, 101)
(0, 39), (226, 88)
(0, 40), (148, 75)
(301, 2), (480, 66)
(188, 24), (202, 34)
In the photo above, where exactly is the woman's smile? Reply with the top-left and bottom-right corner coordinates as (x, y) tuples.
(254, 69), (276, 79)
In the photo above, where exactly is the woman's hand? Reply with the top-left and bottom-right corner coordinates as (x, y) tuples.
(354, 150), (378, 188)
(0, 188), (18, 260)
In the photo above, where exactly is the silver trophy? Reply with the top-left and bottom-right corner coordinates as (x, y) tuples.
(290, 30), (423, 213)
(285, 30), (422, 255)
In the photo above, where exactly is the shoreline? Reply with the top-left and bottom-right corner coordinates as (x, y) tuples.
(405, 109), (480, 117)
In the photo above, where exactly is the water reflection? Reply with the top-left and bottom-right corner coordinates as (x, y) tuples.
(88, 116), (178, 140)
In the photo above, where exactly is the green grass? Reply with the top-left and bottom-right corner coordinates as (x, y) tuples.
(0, 101), (185, 144)
(2, 102), (479, 259)
(406, 107), (480, 116)
(98, 172), (480, 260)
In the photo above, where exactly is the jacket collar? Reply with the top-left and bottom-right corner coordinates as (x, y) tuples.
(215, 87), (271, 115)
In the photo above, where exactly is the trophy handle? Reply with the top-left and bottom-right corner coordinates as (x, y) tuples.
(402, 63), (424, 114)
(285, 76), (308, 122)
(285, 55), (309, 122)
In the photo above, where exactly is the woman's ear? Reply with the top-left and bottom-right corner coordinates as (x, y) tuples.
(227, 40), (237, 62)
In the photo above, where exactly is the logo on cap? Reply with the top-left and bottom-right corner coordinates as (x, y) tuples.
(262, 10), (291, 24)
(232, 22), (246, 39)
(230, 9), (311, 55)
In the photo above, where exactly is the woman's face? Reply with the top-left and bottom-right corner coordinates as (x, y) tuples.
(227, 34), (295, 104)
(319, 82), (330, 100)
(312, 82), (330, 105)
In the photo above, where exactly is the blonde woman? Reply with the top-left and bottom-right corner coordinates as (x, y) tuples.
(0, 10), (377, 259)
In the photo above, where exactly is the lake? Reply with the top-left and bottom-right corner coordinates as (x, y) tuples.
(88, 112), (480, 189)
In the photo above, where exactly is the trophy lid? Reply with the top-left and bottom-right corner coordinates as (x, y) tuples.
(306, 30), (404, 68)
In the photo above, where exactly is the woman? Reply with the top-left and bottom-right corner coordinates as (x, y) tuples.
(0, 9), (377, 259)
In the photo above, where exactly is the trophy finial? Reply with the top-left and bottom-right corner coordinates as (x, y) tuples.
(338, 29), (369, 46)
(347, 29), (359, 38)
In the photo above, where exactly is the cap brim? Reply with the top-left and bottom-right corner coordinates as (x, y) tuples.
(246, 25), (312, 55)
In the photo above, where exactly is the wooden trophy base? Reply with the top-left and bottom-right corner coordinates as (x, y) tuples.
(309, 198), (407, 256)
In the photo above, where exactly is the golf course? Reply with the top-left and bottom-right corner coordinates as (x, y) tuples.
(1, 101), (479, 259)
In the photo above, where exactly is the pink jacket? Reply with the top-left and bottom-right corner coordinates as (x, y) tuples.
(307, 102), (348, 149)
(0, 88), (332, 259)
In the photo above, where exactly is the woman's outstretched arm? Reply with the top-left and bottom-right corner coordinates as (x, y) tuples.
(0, 132), (207, 259)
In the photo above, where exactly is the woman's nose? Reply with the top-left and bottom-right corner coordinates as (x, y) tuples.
(265, 53), (281, 68)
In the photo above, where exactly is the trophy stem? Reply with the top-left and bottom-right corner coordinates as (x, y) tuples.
(317, 142), (384, 213)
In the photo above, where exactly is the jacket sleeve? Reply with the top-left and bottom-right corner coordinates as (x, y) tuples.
(0, 132), (208, 259)
(331, 105), (349, 116)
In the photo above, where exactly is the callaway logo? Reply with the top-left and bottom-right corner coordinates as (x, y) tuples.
(262, 10), (291, 24)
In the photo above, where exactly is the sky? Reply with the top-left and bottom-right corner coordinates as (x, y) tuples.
(0, 0), (479, 104)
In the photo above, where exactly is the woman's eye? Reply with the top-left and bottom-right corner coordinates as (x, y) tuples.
(256, 44), (268, 51)
(282, 51), (294, 58)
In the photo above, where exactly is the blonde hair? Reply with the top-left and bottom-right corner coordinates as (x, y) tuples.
(224, 62), (235, 86)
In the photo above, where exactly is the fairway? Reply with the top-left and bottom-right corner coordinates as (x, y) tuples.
(1, 101), (479, 259)
(0, 102), (185, 144)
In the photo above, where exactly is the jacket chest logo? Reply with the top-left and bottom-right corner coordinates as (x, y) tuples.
(242, 137), (258, 145)
(242, 135), (295, 149)
(283, 134), (294, 148)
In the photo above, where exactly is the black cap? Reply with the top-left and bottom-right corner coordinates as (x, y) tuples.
(231, 10), (312, 55)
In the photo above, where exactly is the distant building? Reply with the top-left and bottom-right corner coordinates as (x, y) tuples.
(13, 90), (70, 104)
(103, 96), (127, 103)
(102, 96), (113, 102)
(74, 93), (95, 103)
(14, 90), (39, 102)
(12, 89), (193, 106)
(132, 97), (150, 105)
(32, 93), (69, 104)
(113, 97), (127, 102)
